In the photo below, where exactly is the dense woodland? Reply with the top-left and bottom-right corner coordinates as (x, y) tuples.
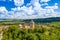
(0, 21), (60, 40)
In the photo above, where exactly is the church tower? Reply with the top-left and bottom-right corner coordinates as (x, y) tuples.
(30, 20), (35, 28)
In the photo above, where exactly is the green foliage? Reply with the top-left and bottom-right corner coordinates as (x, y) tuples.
(2, 22), (60, 40)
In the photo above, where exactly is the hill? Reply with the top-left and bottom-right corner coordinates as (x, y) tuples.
(23, 17), (60, 23)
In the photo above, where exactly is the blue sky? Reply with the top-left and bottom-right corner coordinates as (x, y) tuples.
(0, 0), (60, 19)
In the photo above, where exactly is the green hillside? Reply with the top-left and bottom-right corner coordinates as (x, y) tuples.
(1, 22), (60, 40)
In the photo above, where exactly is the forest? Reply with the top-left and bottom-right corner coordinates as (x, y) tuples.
(0, 21), (60, 40)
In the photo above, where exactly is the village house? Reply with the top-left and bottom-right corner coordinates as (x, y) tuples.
(19, 22), (31, 29)
(18, 20), (41, 29)
(18, 24), (23, 29)
(37, 23), (41, 28)
(23, 23), (30, 28)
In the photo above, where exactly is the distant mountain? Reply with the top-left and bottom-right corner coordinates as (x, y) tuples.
(23, 17), (60, 23)
(0, 17), (60, 23)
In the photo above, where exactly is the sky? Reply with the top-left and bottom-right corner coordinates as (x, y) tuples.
(0, 0), (60, 19)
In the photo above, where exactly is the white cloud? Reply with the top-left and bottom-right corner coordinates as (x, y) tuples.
(14, 0), (24, 6)
(0, 7), (8, 18)
(0, 7), (7, 12)
(0, 7), (8, 15)
(11, 6), (34, 15)
(45, 4), (58, 13)
(40, 0), (50, 2)
(11, 1), (59, 19)
(0, 0), (59, 19)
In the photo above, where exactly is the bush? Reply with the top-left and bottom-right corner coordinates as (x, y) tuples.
(2, 24), (60, 40)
